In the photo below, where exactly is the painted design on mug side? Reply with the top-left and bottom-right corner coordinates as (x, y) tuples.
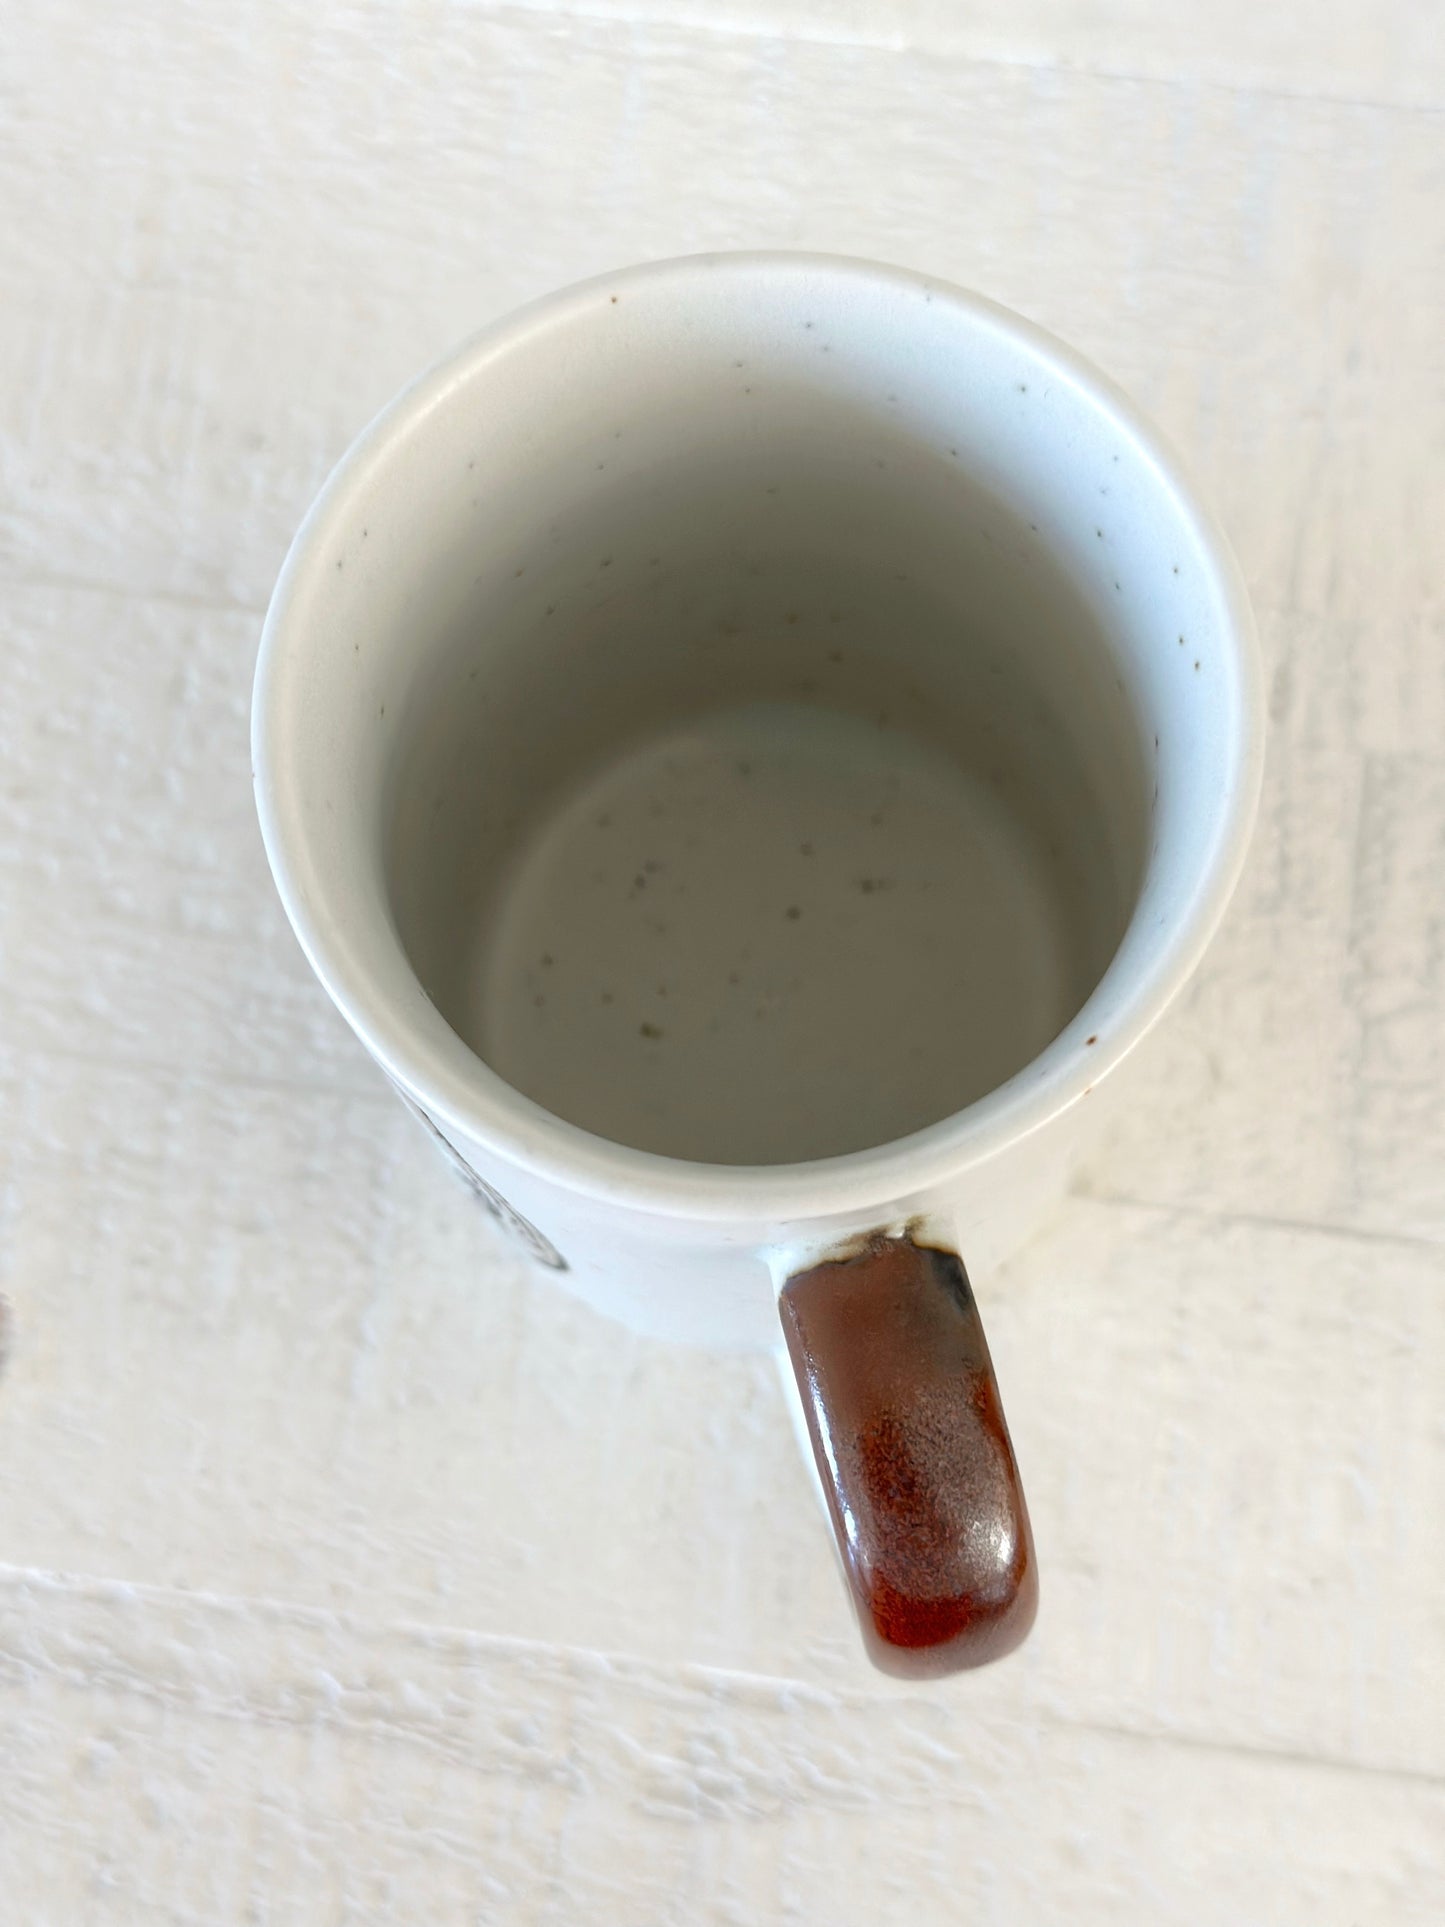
(393, 1087), (569, 1271)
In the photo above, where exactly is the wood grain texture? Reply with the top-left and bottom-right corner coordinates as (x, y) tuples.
(479, 0), (1445, 106)
(4, 1572), (1443, 1924)
(2, 1), (1443, 1917)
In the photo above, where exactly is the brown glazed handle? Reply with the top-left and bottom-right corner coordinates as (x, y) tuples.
(779, 1235), (1037, 1677)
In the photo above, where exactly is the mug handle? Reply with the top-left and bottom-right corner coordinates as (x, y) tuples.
(779, 1234), (1037, 1677)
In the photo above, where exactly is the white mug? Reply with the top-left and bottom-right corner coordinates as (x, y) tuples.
(253, 253), (1263, 1676)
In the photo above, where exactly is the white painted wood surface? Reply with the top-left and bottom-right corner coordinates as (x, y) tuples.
(3, 4), (1443, 1918)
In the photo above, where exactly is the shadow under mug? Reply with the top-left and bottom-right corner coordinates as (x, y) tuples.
(253, 253), (1263, 1676)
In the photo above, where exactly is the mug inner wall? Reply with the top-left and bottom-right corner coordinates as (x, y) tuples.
(385, 394), (1150, 1162)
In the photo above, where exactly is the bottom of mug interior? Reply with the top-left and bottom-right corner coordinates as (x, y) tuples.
(413, 696), (1115, 1164)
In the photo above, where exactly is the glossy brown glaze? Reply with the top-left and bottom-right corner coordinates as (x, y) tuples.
(780, 1237), (1037, 1677)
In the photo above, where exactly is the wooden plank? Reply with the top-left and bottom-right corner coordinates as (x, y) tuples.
(3, 1571), (1442, 1923)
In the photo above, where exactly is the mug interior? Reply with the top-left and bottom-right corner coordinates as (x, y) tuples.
(386, 417), (1148, 1162)
(257, 257), (1258, 1191)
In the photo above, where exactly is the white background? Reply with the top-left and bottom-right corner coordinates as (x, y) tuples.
(2, 3), (1443, 1919)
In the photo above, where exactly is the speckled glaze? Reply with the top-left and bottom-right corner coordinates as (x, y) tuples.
(471, 699), (1102, 1166)
(253, 253), (1263, 1349)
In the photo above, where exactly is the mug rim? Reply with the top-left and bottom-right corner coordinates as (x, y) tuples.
(253, 250), (1264, 1225)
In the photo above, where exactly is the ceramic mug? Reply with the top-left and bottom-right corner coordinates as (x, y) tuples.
(253, 253), (1263, 1677)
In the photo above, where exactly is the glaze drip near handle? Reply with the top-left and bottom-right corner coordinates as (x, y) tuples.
(779, 1235), (1037, 1678)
